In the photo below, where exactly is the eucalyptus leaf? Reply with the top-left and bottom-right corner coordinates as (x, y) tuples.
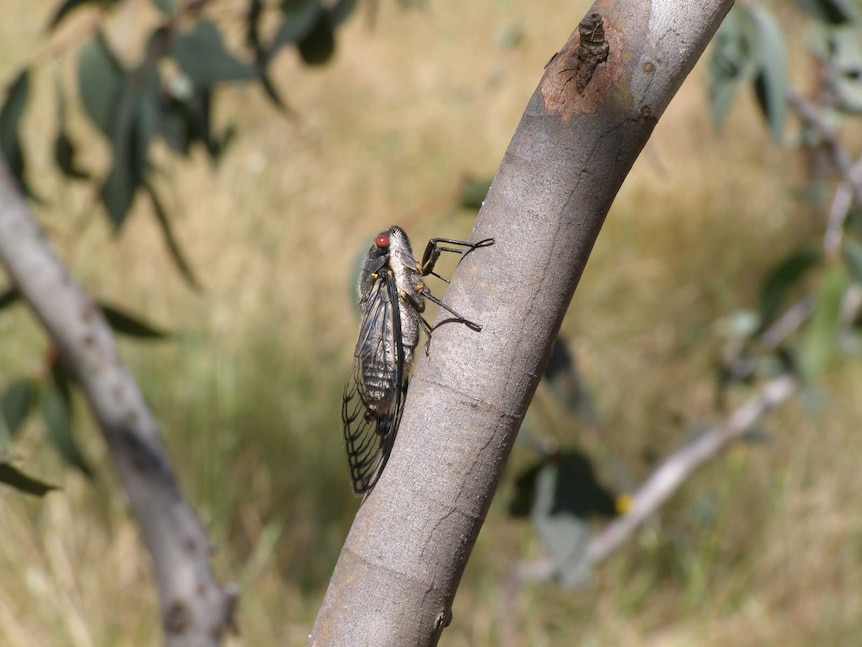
(0, 69), (31, 194)
(842, 237), (862, 282)
(172, 20), (253, 86)
(41, 384), (95, 479)
(99, 302), (169, 339)
(298, 11), (336, 65)
(798, 266), (848, 378)
(77, 32), (125, 137)
(759, 243), (823, 325)
(146, 183), (202, 290)
(1, 379), (35, 437)
(795, 0), (858, 25)
(708, 10), (755, 129)
(270, 0), (323, 55)
(746, 4), (788, 141)
(0, 286), (20, 310)
(0, 462), (58, 497)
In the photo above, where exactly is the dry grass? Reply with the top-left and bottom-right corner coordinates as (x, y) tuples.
(2, 0), (862, 645)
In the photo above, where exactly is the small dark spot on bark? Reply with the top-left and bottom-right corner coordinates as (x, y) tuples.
(640, 105), (652, 118)
(82, 333), (95, 346)
(643, 61), (655, 74)
(113, 425), (178, 484)
(164, 601), (190, 634)
(185, 536), (198, 552)
(197, 580), (207, 595)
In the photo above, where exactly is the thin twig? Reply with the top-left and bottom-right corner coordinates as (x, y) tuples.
(585, 374), (796, 566)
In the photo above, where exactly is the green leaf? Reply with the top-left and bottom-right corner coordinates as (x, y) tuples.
(746, 4), (788, 141)
(270, 0), (324, 56)
(0, 462), (58, 497)
(531, 462), (591, 588)
(99, 301), (169, 339)
(77, 32), (125, 137)
(298, 10), (336, 65)
(329, 0), (358, 26)
(526, 452), (618, 587)
(798, 266), (847, 378)
(146, 183), (202, 290)
(460, 176), (492, 210)
(759, 243), (823, 325)
(41, 384), (94, 479)
(842, 237), (862, 281)
(819, 26), (862, 113)
(172, 20), (253, 86)
(0, 286), (20, 310)
(709, 10), (756, 130)
(795, 0), (858, 25)
(1, 379), (35, 437)
(54, 75), (89, 180)
(0, 69), (31, 194)
(543, 337), (600, 429)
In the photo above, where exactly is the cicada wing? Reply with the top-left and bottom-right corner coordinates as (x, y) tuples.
(341, 272), (406, 495)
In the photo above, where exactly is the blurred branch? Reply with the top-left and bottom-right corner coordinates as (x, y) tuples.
(586, 374), (796, 566)
(0, 156), (235, 646)
(787, 89), (862, 258)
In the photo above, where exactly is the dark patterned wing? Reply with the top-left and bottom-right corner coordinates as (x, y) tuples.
(341, 269), (406, 495)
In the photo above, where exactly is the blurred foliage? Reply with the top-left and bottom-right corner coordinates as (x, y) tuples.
(0, 0), (358, 493)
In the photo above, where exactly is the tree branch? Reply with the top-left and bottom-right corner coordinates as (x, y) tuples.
(0, 158), (235, 645)
(310, 2), (734, 645)
(586, 374), (797, 566)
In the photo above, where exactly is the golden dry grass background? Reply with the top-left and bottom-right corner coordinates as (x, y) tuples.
(2, 1), (862, 645)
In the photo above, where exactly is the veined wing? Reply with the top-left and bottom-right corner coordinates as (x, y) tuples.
(341, 269), (406, 495)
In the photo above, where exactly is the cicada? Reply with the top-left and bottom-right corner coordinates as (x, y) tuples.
(341, 225), (494, 495)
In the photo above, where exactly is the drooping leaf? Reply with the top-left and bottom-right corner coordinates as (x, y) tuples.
(746, 4), (788, 141)
(508, 462), (542, 518)
(0, 462), (58, 497)
(708, 10), (756, 130)
(798, 266), (848, 378)
(99, 302), (169, 339)
(41, 384), (94, 479)
(146, 183), (202, 290)
(77, 32), (125, 137)
(1, 379), (35, 437)
(460, 176), (492, 210)
(0, 286), (20, 310)
(0, 69), (32, 194)
(842, 236), (862, 282)
(543, 337), (600, 429)
(329, 0), (359, 26)
(298, 10), (336, 65)
(528, 452), (618, 587)
(53, 75), (89, 180)
(759, 243), (823, 325)
(531, 461), (591, 588)
(100, 91), (138, 229)
(172, 20), (253, 86)
(795, 0), (858, 25)
(100, 65), (160, 229)
(820, 26), (862, 113)
(270, 0), (323, 55)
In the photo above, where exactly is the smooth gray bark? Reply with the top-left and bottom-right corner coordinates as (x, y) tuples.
(0, 159), (234, 645)
(311, 1), (735, 645)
